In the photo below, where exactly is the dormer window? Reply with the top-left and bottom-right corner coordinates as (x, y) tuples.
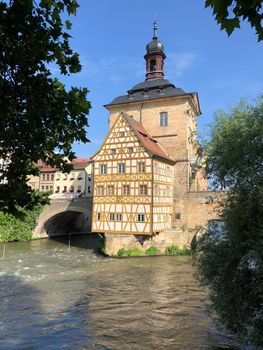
(160, 112), (168, 126)
(143, 90), (149, 98)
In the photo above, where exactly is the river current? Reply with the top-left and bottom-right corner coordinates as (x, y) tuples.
(0, 235), (246, 350)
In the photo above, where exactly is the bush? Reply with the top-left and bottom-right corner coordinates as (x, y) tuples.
(0, 204), (44, 242)
(127, 248), (144, 256)
(145, 246), (160, 255)
(116, 248), (144, 257)
(165, 245), (191, 255)
(116, 248), (127, 257)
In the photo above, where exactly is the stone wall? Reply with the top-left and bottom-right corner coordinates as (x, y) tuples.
(104, 190), (226, 255)
(173, 191), (225, 230)
(104, 228), (205, 256)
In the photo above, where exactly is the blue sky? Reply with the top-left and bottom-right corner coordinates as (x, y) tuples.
(58, 0), (263, 158)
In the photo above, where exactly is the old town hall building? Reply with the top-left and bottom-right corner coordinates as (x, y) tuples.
(92, 22), (216, 251)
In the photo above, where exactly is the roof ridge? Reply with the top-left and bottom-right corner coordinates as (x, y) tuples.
(122, 113), (175, 164)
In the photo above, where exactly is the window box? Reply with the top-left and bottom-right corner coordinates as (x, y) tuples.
(70, 178), (75, 181)
(77, 190), (81, 193)
(62, 190), (67, 193)
(55, 190), (59, 193)
(77, 177), (82, 180)
(70, 190), (74, 193)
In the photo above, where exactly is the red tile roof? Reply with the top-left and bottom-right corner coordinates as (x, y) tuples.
(72, 158), (91, 164)
(38, 158), (92, 172)
(72, 158), (92, 170)
(123, 113), (175, 164)
(39, 166), (56, 173)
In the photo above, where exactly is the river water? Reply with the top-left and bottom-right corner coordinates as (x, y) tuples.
(0, 235), (246, 350)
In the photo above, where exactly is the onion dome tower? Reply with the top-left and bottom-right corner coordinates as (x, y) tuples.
(106, 20), (198, 109)
(145, 20), (166, 79)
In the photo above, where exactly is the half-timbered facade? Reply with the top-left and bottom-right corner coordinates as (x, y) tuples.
(92, 112), (175, 235)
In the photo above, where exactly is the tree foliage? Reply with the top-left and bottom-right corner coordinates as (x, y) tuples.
(0, 190), (49, 241)
(205, 0), (263, 41)
(0, 0), (90, 213)
(196, 98), (263, 346)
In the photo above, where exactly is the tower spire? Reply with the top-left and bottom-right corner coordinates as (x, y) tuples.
(153, 19), (157, 39)
(144, 20), (166, 80)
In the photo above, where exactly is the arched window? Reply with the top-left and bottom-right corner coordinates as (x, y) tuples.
(150, 59), (156, 71)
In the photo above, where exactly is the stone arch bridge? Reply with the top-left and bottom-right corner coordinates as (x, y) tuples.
(33, 197), (92, 238)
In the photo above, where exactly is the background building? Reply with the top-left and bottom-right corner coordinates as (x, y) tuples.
(27, 158), (93, 197)
(53, 158), (93, 198)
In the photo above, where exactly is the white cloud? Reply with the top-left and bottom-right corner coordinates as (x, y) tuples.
(79, 55), (144, 84)
(78, 51), (202, 85)
(166, 52), (201, 79)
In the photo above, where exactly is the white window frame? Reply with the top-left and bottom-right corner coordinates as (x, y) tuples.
(97, 186), (104, 196)
(138, 214), (145, 222)
(122, 185), (130, 195)
(116, 213), (122, 221)
(139, 185), (147, 195)
(160, 112), (168, 126)
(118, 163), (125, 174)
(107, 185), (114, 195)
(100, 164), (107, 174)
(138, 162), (145, 173)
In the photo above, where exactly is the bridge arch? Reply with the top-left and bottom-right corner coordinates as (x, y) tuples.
(33, 198), (92, 238)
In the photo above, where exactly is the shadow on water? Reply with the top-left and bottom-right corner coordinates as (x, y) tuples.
(49, 233), (102, 251)
(0, 275), (42, 350)
(68, 256), (247, 350)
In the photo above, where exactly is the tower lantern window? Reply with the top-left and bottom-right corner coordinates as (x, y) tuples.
(150, 59), (156, 72)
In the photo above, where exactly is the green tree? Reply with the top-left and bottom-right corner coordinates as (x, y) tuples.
(196, 98), (263, 346)
(205, 0), (263, 41)
(0, 0), (90, 213)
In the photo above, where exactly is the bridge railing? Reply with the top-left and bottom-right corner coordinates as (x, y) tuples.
(49, 194), (91, 201)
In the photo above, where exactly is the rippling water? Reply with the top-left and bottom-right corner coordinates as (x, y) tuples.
(0, 235), (246, 350)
